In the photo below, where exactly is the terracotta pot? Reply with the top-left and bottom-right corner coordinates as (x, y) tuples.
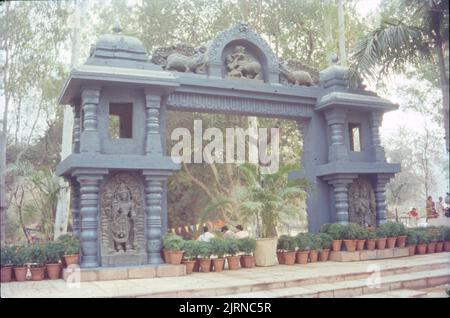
(63, 254), (79, 267)
(343, 240), (356, 252)
(417, 244), (427, 255)
(184, 260), (195, 274)
(199, 258), (211, 273)
(46, 263), (61, 280)
(356, 240), (365, 251)
(212, 258), (225, 272)
(386, 237), (397, 249)
(427, 242), (436, 253)
(408, 244), (416, 256)
(376, 238), (387, 250)
(309, 250), (318, 263)
(226, 256), (241, 270)
(163, 249), (170, 263)
(241, 255), (255, 268)
(168, 250), (184, 265)
(1, 266), (13, 282)
(397, 236), (407, 248)
(435, 241), (444, 253)
(296, 251), (309, 264)
(445, 241), (450, 252)
(193, 258), (200, 272)
(319, 249), (330, 261)
(30, 267), (45, 281)
(276, 251), (285, 264)
(13, 267), (27, 282)
(331, 240), (342, 252)
(283, 251), (296, 265)
(366, 239), (376, 251)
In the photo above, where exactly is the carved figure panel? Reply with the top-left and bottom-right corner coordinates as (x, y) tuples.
(348, 176), (376, 227)
(225, 46), (262, 80)
(151, 43), (207, 74)
(101, 173), (145, 255)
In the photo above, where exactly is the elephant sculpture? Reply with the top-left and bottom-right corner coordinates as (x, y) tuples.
(279, 63), (312, 86)
(165, 52), (206, 73)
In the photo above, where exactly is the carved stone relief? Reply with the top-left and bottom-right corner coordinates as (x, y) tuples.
(151, 43), (207, 74)
(101, 173), (145, 255)
(225, 46), (262, 80)
(348, 176), (376, 227)
(279, 59), (319, 86)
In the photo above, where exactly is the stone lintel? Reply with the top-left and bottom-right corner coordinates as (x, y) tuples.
(322, 173), (358, 185)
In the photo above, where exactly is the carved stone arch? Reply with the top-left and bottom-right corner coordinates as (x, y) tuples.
(207, 22), (279, 84)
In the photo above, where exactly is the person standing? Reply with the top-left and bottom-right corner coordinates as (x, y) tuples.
(221, 226), (235, 239)
(197, 226), (215, 242)
(426, 196), (438, 220)
(235, 225), (249, 239)
(436, 197), (445, 218)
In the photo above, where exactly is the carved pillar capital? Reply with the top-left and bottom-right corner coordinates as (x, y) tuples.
(323, 173), (358, 224)
(144, 91), (163, 154)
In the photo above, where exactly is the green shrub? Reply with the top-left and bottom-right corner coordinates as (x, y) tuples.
(295, 233), (310, 251)
(197, 241), (212, 258)
(320, 223), (345, 240)
(11, 245), (30, 267)
(437, 226), (447, 241)
(308, 234), (321, 250)
(182, 240), (200, 261)
(238, 238), (257, 255)
(162, 234), (184, 251)
(57, 234), (80, 255)
(210, 238), (228, 258)
(316, 233), (333, 249)
(415, 229), (429, 244)
(30, 244), (46, 267)
(444, 227), (450, 241)
(426, 226), (441, 242)
(377, 221), (406, 237)
(375, 226), (389, 238)
(226, 239), (240, 256)
(341, 223), (362, 240)
(366, 230), (376, 240)
(45, 241), (65, 264)
(405, 229), (418, 245)
(1, 246), (13, 267)
(277, 235), (296, 251)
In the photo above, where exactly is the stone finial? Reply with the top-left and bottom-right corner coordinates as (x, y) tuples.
(113, 20), (123, 34)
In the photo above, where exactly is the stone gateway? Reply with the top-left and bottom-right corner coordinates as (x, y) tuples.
(56, 22), (400, 268)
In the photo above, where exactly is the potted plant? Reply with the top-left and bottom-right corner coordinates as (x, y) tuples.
(415, 229), (429, 254)
(162, 233), (177, 263)
(11, 245), (29, 282)
(426, 226), (439, 253)
(317, 233), (332, 261)
(225, 239), (241, 270)
(308, 234), (320, 262)
(277, 235), (296, 265)
(238, 238), (256, 268)
(162, 234), (185, 265)
(396, 223), (407, 248)
(181, 240), (199, 274)
(341, 223), (360, 252)
(375, 226), (388, 250)
(444, 227), (450, 252)
(434, 226), (446, 253)
(320, 223), (344, 252)
(1, 245), (13, 282)
(210, 238), (227, 272)
(29, 244), (46, 281)
(295, 233), (310, 264)
(378, 222), (398, 249)
(57, 234), (80, 266)
(356, 227), (366, 251)
(45, 241), (64, 279)
(406, 229), (418, 256)
(197, 241), (212, 272)
(365, 229), (376, 250)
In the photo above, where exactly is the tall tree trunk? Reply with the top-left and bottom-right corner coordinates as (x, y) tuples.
(337, 0), (347, 66)
(435, 43), (449, 152)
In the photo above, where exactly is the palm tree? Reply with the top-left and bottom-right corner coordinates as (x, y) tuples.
(349, 0), (449, 151)
(201, 163), (308, 238)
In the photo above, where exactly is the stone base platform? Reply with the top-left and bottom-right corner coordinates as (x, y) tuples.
(329, 247), (409, 262)
(63, 264), (186, 282)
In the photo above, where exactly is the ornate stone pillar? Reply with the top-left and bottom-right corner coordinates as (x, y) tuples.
(70, 178), (81, 238)
(325, 109), (348, 162)
(323, 174), (358, 224)
(80, 87), (101, 153)
(374, 174), (393, 225)
(370, 111), (386, 162)
(143, 172), (166, 264)
(72, 102), (81, 154)
(144, 90), (163, 154)
(73, 169), (107, 268)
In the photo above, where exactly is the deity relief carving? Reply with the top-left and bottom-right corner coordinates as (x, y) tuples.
(348, 177), (376, 227)
(101, 173), (145, 254)
(226, 46), (262, 80)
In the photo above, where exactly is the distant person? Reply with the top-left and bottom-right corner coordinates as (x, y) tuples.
(408, 208), (419, 219)
(197, 226), (215, 242)
(221, 226), (235, 240)
(426, 196), (438, 219)
(436, 197), (445, 218)
(235, 225), (249, 239)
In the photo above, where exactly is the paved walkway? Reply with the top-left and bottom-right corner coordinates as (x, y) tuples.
(1, 253), (449, 298)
